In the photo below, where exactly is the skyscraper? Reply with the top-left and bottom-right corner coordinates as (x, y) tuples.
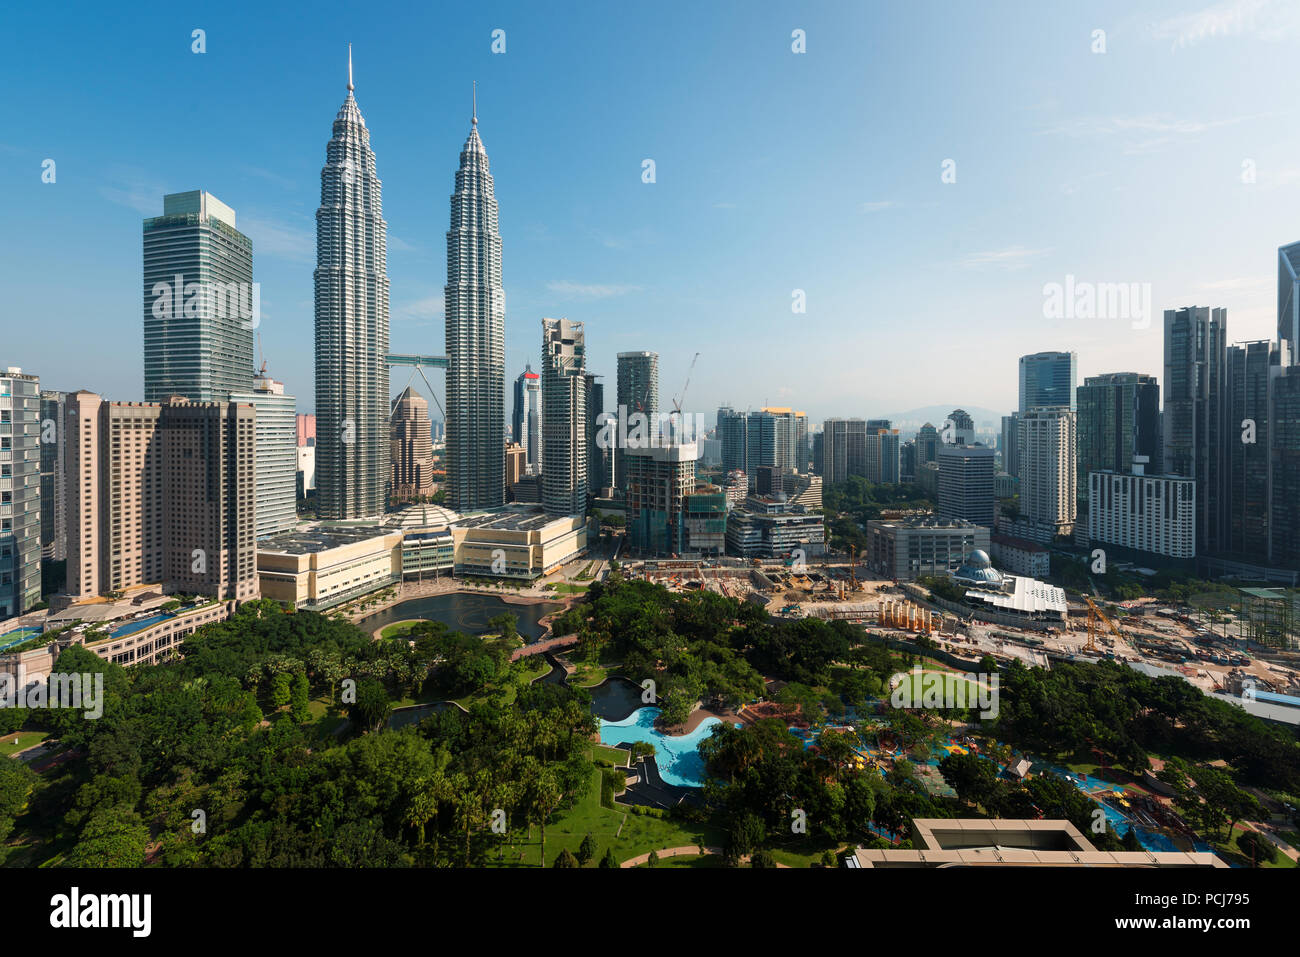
(1164, 307), (1228, 554)
(39, 389), (67, 563)
(1019, 351), (1078, 412)
(717, 407), (748, 476)
(944, 409), (975, 444)
(746, 408), (799, 477)
(1018, 408), (1077, 542)
(616, 352), (659, 491)
(389, 387), (437, 503)
(865, 428), (901, 484)
(1226, 340), (1287, 560)
(541, 318), (587, 516)
(821, 418), (867, 484)
(1076, 372), (1161, 490)
(916, 423), (940, 464)
(584, 372), (610, 495)
(1269, 366), (1300, 568)
(314, 50), (391, 519)
(445, 92), (506, 511)
(1000, 413), (1020, 478)
(0, 367), (41, 620)
(143, 191), (254, 403)
(937, 444), (996, 528)
(1279, 241), (1300, 365)
(512, 364), (541, 474)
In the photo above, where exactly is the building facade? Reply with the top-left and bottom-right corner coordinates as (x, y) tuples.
(1076, 372), (1161, 492)
(616, 352), (659, 491)
(1088, 457), (1196, 560)
(512, 365), (541, 474)
(229, 373), (297, 539)
(866, 515), (990, 582)
(541, 318), (588, 517)
(1019, 351), (1078, 412)
(389, 387), (437, 503)
(143, 191), (254, 404)
(937, 444), (996, 527)
(1017, 408), (1077, 543)
(0, 368), (41, 619)
(38, 389), (67, 563)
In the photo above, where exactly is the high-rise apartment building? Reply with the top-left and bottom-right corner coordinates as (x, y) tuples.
(314, 54), (391, 519)
(865, 428), (901, 484)
(1076, 372), (1161, 491)
(1226, 341), (1287, 560)
(584, 373), (610, 495)
(143, 191), (254, 404)
(541, 318), (587, 516)
(512, 365), (542, 474)
(1019, 351), (1078, 412)
(1163, 307), (1228, 554)
(916, 423), (940, 465)
(1088, 457), (1195, 560)
(821, 418), (867, 485)
(1269, 366), (1300, 568)
(229, 372), (297, 539)
(944, 409), (975, 445)
(1017, 408), (1077, 542)
(389, 387), (436, 503)
(1000, 414), (1020, 478)
(39, 389), (67, 563)
(616, 352), (659, 491)
(717, 407), (748, 477)
(937, 444), (995, 528)
(65, 392), (257, 602)
(746, 408), (799, 478)
(0, 367), (41, 619)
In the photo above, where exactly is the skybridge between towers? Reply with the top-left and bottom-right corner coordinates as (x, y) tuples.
(386, 354), (448, 420)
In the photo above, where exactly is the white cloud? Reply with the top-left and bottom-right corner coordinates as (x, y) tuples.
(544, 279), (641, 299)
(240, 215), (314, 263)
(959, 246), (1050, 270)
(860, 200), (901, 213)
(1149, 0), (1296, 49)
(393, 295), (443, 322)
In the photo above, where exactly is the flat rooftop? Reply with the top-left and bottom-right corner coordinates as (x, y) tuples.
(454, 508), (563, 532)
(258, 525), (390, 554)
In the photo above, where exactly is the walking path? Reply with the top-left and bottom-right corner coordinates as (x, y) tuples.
(510, 633), (580, 662)
(619, 845), (791, 868)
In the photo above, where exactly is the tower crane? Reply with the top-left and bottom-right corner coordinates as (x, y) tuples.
(669, 352), (700, 441)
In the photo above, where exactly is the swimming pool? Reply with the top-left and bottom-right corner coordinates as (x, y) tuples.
(109, 613), (174, 638)
(599, 707), (735, 788)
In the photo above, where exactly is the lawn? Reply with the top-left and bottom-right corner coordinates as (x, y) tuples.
(0, 731), (49, 757)
(547, 583), (589, 594)
(892, 670), (991, 709)
(1210, 825), (1298, 869)
(484, 752), (723, 867)
(379, 620), (424, 639)
(639, 853), (726, 868)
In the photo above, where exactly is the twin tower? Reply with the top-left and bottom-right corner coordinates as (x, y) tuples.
(314, 52), (504, 519)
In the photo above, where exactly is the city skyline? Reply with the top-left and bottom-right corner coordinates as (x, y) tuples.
(6, 2), (1299, 423)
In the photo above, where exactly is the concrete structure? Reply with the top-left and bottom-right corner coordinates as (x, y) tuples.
(314, 59), (391, 519)
(723, 468), (748, 509)
(989, 533), (1050, 579)
(0, 368), (41, 619)
(1000, 413), (1020, 478)
(916, 422), (940, 464)
(1164, 306), (1228, 554)
(229, 371), (297, 539)
(512, 364), (542, 474)
(541, 318), (588, 517)
(505, 442), (526, 488)
(949, 550), (1067, 624)
(143, 191), (254, 404)
(258, 526), (402, 610)
(1279, 240), (1300, 365)
(937, 444), (995, 527)
(1020, 351), (1077, 413)
(39, 389), (67, 563)
(865, 427), (901, 483)
(866, 514), (989, 582)
(297, 445), (315, 497)
(1088, 456), (1196, 560)
(917, 461), (940, 496)
(781, 471), (822, 510)
(452, 508), (587, 579)
(296, 413), (316, 447)
(389, 387), (436, 503)
(725, 495), (826, 558)
(585, 372), (609, 496)
(847, 819), (1225, 868)
(1017, 408), (1077, 543)
(1271, 365), (1300, 568)
(746, 408), (800, 478)
(682, 485), (727, 558)
(64, 392), (258, 603)
(944, 409), (975, 445)
(616, 352), (658, 492)
(717, 406), (748, 477)
(626, 442), (698, 554)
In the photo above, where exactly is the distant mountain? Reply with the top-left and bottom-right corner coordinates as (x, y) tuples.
(880, 404), (1007, 436)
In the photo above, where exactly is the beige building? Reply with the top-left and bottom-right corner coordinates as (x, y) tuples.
(847, 818), (1225, 868)
(505, 442), (526, 488)
(64, 392), (257, 603)
(257, 527), (403, 611)
(1018, 408), (1077, 543)
(453, 509), (587, 580)
(389, 387), (436, 503)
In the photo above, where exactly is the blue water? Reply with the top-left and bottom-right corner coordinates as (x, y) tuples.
(0, 627), (41, 651)
(599, 707), (735, 787)
(109, 613), (174, 638)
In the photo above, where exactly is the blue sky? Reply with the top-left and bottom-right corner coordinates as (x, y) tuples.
(3, 0), (1300, 428)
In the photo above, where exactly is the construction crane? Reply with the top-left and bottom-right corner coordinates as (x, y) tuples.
(1084, 597), (1125, 656)
(672, 352), (700, 416)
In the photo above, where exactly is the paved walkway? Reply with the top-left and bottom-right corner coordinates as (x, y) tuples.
(619, 845), (790, 868)
(510, 633), (579, 662)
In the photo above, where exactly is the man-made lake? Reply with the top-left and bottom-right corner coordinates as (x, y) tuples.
(356, 592), (562, 640)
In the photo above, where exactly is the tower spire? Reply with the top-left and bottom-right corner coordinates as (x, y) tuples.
(347, 43), (354, 92)
(472, 80), (477, 125)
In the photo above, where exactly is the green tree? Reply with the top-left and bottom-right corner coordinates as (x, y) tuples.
(599, 847), (619, 868)
(553, 848), (579, 868)
(577, 832), (598, 867)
